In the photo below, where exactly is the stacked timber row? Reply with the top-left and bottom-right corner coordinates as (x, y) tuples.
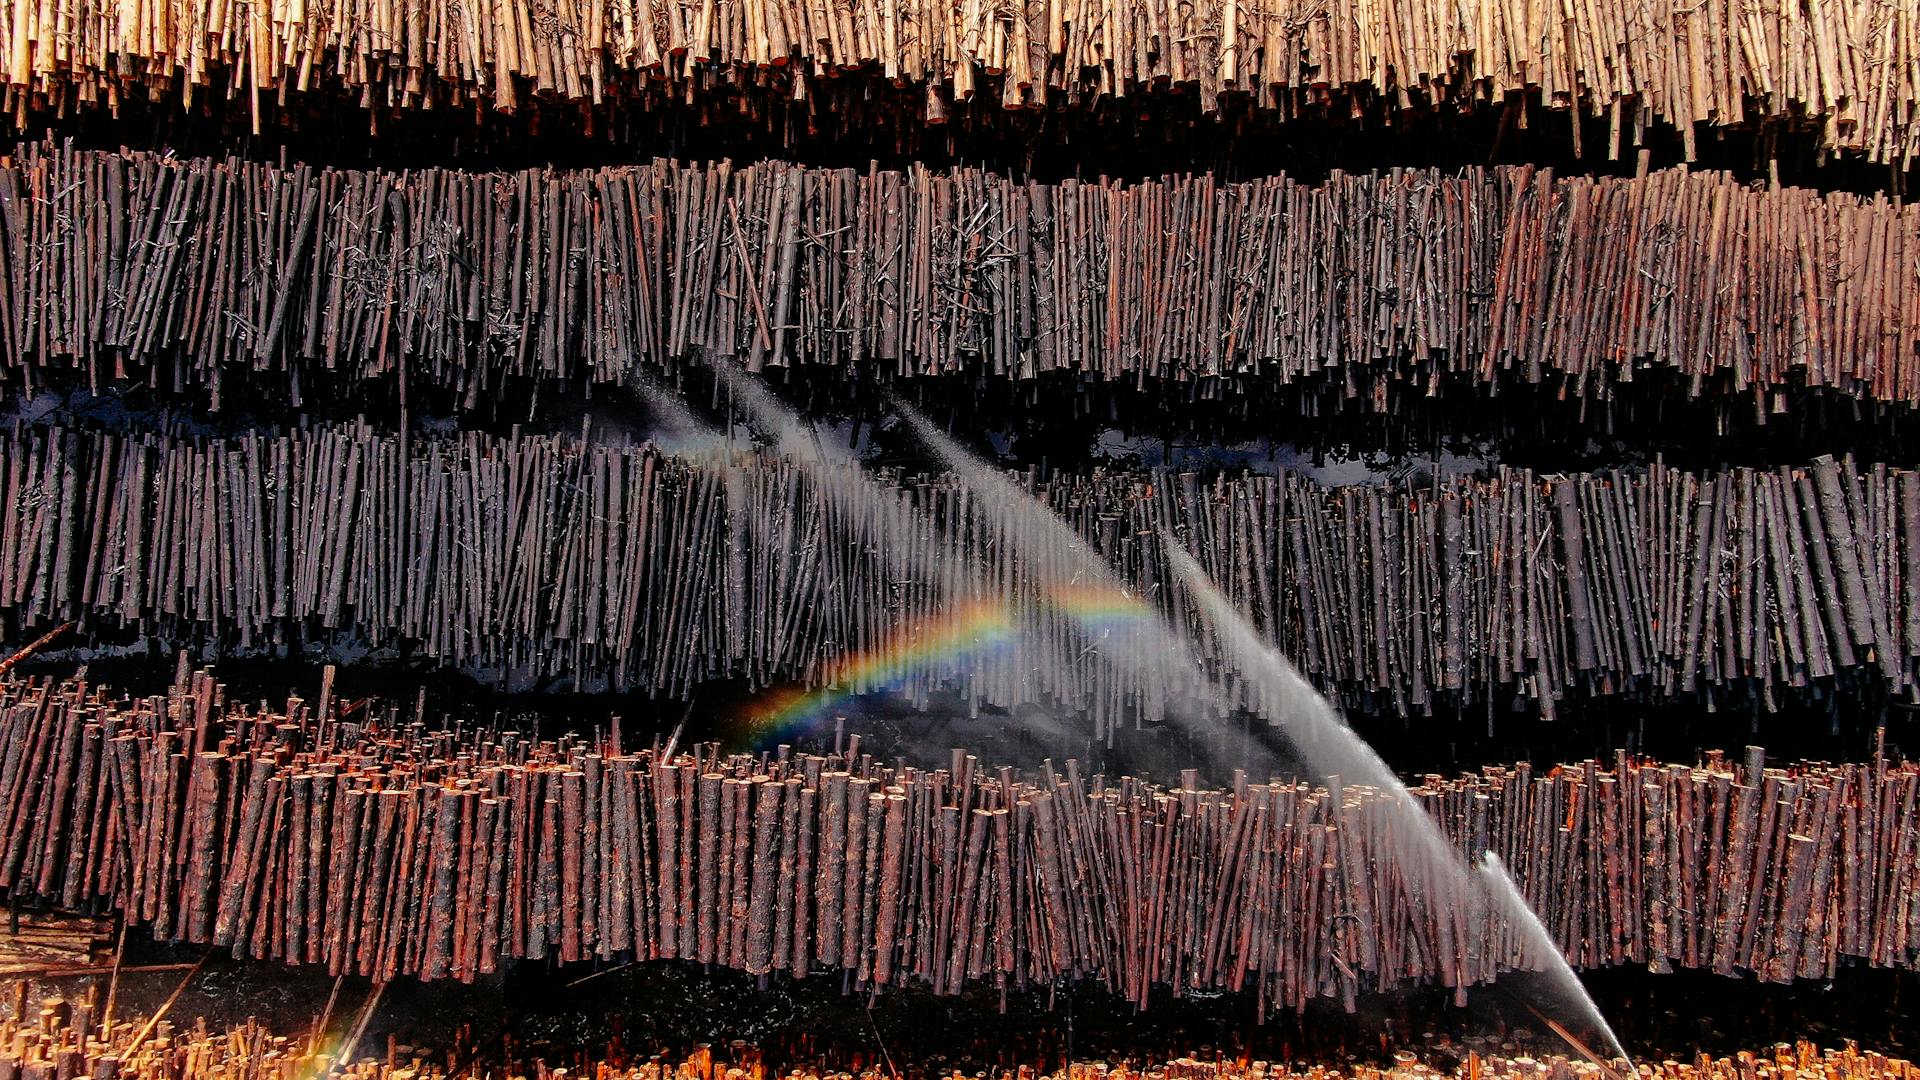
(0, 0), (1916, 162)
(1, 673), (1917, 1005)
(2, 147), (1918, 413)
(0, 425), (1918, 721)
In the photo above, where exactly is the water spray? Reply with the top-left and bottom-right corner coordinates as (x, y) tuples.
(1161, 533), (1631, 1066)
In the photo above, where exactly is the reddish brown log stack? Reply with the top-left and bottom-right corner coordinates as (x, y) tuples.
(0, 673), (1915, 1009)
(1, 147), (1917, 414)
(1, 424), (1918, 723)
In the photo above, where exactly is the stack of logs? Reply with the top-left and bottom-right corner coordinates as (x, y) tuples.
(0, 0), (1914, 162)
(1, 146), (1917, 413)
(0, 672), (1915, 1010)
(3, 423), (1920, 722)
(0, 915), (111, 976)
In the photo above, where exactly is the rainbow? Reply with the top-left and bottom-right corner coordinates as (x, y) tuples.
(731, 600), (1020, 748)
(1047, 582), (1156, 628)
(731, 583), (1156, 749)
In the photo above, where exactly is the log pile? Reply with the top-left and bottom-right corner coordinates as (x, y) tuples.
(0, 914), (111, 976)
(2, 146), (1918, 414)
(0, 0), (1916, 162)
(2, 424), (1920, 720)
(0, 672), (1917, 1007)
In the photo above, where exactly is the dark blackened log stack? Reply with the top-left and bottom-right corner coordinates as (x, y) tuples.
(0, 672), (1917, 1009)
(0, 147), (1915, 416)
(1, 425), (1918, 726)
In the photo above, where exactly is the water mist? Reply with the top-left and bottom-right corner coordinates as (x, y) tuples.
(890, 402), (1277, 774)
(1162, 537), (1632, 1066)
(691, 368), (1097, 738)
(894, 400), (1627, 1063)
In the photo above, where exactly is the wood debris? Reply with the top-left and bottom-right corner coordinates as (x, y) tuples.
(4, 999), (1912, 1080)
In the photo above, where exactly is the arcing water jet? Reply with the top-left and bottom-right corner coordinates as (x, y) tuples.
(891, 401), (1629, 1057)
(1162, 536), (1632, 1065)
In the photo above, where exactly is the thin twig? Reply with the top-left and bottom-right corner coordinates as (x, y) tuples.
(123, 950), (212, 1053)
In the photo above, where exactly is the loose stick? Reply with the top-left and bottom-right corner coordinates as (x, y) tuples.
(121, 949), (211, 1053)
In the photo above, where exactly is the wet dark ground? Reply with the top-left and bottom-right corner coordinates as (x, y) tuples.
(32, 925), (1913, 1075)
(20, 75), (1908, 199)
